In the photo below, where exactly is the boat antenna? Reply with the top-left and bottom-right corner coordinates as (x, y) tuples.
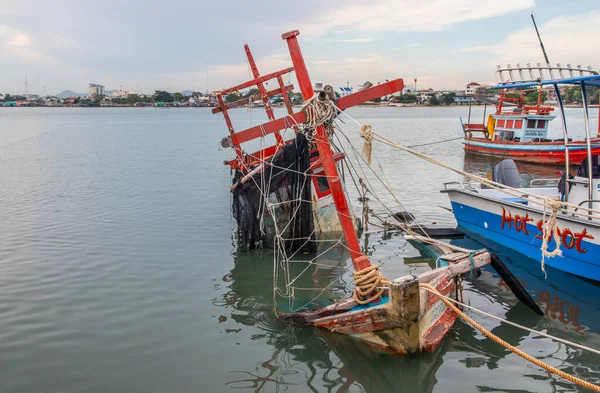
(530, 13), (550, 66)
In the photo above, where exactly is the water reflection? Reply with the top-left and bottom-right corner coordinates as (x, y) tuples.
(218, 230), (600, 392)
(463, 152), (562, 183)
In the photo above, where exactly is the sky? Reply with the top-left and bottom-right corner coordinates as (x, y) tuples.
(1, 0), (599, 95)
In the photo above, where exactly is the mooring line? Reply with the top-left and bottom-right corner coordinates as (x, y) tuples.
(420, 283), (600, 392)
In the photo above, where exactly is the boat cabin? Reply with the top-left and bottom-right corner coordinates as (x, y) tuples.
(567, 154), (600, 211)
(489, 90), (556, 142)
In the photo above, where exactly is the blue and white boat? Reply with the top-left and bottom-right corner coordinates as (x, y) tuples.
(443, 67), (600, 281)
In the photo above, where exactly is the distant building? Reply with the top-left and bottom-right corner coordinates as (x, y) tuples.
(465, 82), (481, 96)
(314, 82), (324, 93)
(415, 88), (435, 103)
(108, 89), (135, 99)
(89, 83), (105, 96)
(338, 86), (353, 97)
(454, 95), (475, 104)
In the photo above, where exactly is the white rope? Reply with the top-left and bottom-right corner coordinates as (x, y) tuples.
(301, 94), (334, 129)
(332, 102), (600, 219)
(420, 286), (600, 356)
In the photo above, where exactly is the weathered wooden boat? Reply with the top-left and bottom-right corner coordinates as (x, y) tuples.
(462, 65), (600, 165)
(215, 29), (539, 355)
(445, 73), (600, 282)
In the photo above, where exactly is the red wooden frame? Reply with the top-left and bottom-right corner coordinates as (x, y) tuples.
(213, 29), (405, 271)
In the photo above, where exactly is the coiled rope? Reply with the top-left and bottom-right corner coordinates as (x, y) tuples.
(420, 283), (600, 392)
(301, 94), (334, 129)
(353, 265), (388, 304)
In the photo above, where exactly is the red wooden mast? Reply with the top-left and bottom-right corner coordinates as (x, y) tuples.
(281, 30), (369, 270)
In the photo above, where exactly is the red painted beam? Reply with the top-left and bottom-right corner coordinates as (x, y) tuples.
(230, 79), (404, 146)
(219, 67), (294, 95)
(235, 111), (306, 145)
(337, 79), (405, 110)
(212, 84), (293, 114)
(282, 29), (368, 269)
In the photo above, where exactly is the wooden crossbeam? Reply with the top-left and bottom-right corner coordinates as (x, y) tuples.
(233, 78), (404, 145)
(212, 84), (293, 114)
(219, 67), (294, 95)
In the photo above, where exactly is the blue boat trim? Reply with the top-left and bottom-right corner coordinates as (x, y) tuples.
(450, 200), (600, 281)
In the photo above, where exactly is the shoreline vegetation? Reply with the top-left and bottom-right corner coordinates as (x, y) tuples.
(2, 85), (598, 108)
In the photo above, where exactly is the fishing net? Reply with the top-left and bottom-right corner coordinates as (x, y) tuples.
(232, 133), (314, 252)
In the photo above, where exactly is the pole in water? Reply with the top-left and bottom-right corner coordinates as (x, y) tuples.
(468, 98), (472, 124)
(482, 103), (487, 124)
(531, 13), (551, 66)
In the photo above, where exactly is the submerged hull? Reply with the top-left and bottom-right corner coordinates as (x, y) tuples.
(464, 137), (600, 164)
(283, 251), (492, 354)
(443, 188), (600, 281)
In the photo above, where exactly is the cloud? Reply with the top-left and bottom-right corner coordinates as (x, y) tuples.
(454, 45), (488, 53)
(299, 0), (535, 36)
(334, 38), (374, 43)
(8, 33), (32, 47)
(489, 11), (600, 72)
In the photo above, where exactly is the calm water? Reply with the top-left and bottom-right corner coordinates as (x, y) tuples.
(0, 107), (598, 393)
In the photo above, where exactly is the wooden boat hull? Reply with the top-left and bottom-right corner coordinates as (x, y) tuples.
(443, 188), (600, 281)
(464, 137), (600, 164)
(282, 251), (491, 354)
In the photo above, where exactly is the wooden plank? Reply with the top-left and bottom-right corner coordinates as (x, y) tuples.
(212, 84), (293, 114)
(388, 275), (420, 354)
(235, 111), (307, 145)
(219, 67), (294, 95)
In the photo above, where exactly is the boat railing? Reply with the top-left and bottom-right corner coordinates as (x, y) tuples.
(443, 181), (480, 191)
(494, 63), (598, 86)
(572, 200), (600, 214)
(530, 178), (559, 187)
(443, 181), (466, 190)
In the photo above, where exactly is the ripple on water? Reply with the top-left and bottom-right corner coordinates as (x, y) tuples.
(0, 107), (599, 393)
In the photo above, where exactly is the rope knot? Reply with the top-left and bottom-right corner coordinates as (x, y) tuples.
(353, 265), (388, 304)
(540, 198), (563, 276)
(301, 94), (334, 129)
(360, 124), (373, 165)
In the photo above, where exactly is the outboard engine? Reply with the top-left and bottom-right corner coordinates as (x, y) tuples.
(492, 159), (521, 188)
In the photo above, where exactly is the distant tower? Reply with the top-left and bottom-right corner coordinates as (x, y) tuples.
(25, 71), (29, 97)
(414, 78), (417, 92)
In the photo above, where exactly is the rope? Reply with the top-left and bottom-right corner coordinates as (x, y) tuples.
(421, 285), (600, 356)
(353, 265), (389, 305)
(301, 94), (334, 129)
(360, 124), (373, 165)
(420, 283), (600, 392)
(333, 103), (600, 219)
(540, 199), (563, 276)
(406, 136), (464, 148)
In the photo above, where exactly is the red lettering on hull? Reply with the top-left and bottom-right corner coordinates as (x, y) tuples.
(501, 206), (594, 254)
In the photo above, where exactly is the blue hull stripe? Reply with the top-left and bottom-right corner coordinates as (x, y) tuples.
(450, 202), (600, 281)
(464, 140), (598, 152)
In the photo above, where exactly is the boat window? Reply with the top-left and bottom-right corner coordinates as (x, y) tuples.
(316, 175), (330, 193)
(515, 120), (523, 128)
(497, 119), (505, 127)
(527, 119), (536, 128)
(506, 119), (514, 128)
(536, 120), (546, 129)
(577, 155), (600, 179)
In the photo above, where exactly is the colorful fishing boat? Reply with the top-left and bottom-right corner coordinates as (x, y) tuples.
(444, 72), (600, 281)
(462, 65), (600, 165)
(214, 30), (540, 355)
